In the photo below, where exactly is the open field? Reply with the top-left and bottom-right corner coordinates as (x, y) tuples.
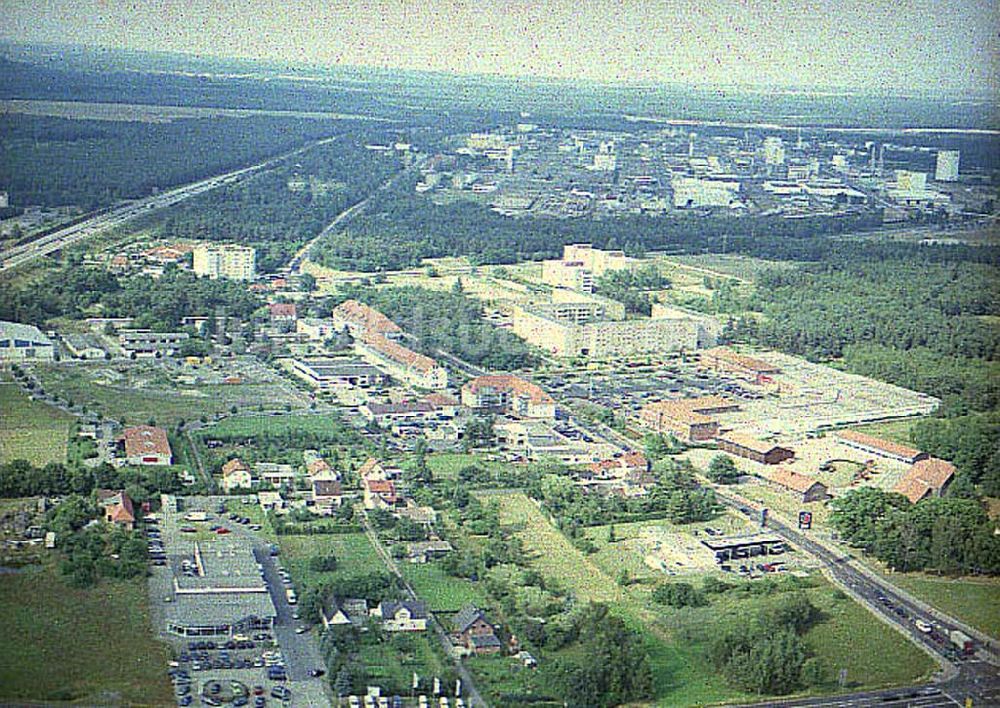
(401, 561), (489, 612)
(880, 572), (1000, 638)
(32, 362), (306, 428)
(487, 491), (935, 705)
(0, 381), (72, 466)
(0, 563), (173, 705)
(278, 531), (377, 588)
(846, 418), (925, 445)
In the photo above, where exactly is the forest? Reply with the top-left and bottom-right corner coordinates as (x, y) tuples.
(0, 113), (349, 210)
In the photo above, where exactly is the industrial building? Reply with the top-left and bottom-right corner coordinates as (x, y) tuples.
(699, 347), (781, 384)
(290, 358), (388, 389)
(833, 430), (927, 465)
(461, 374), (556, 419)
(893, 458), (956, 504)
(0, 321), (55, 362)
(119, 329), (189, 356)
(192, 243), (256, 281)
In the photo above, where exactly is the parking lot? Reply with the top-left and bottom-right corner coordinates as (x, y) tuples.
(149, 495), (330, 707)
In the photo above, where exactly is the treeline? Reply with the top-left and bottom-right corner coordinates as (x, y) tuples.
(0, 459), (183, 508)
(312, 183), (891, 272)
(595, 265), (670, 316)
(138, 136), (402, 271)
(336, 284), (537, 370)
(0, 113), (343, 209)
(830, 488), (1000, 575)
(0, 264), (262, 329)
(911, 413), (1000, 496)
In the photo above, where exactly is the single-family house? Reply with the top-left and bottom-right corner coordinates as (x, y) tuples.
(452, 605), (501, 655)
(97, 489), (136, 530)
(221, 458), (254, 492)
(372, 600), (427, 632)
(322, 597), (370, 629)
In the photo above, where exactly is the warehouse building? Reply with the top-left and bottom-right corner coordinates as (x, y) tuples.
(893, 458), (956, 504)
(700, 347), (781, 384)
(833, 430), (927, 465)
(638, 396), (739, 443)
(0, 321), (55, 362)
(758, 467), (828, 503)
(291, 358), (388, 390)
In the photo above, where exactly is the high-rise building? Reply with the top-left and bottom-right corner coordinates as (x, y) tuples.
(592, 141), (616, 171)
(762, 137), (785, 166)
(895, 170), (928, 192)
(935, 150), (960, 182)
(192, 244), (256, 281)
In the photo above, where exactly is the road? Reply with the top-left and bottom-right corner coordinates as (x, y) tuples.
(284, 155), (431, 274)
(0, 137), (337, 274)
(358, 507), (488, 708)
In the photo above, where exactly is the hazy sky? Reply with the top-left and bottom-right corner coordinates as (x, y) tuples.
(4, 0), (998, 92)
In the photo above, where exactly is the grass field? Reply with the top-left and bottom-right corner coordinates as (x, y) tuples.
(0, 381), (72, 466)
(33, 363), (305, 428)
(486, 491), (936, 706)
(882, 572), (1000, 638)
(847, 418), (926, 445)
(0, 563), (172, 705)
(278, 531), (378, 588)
(427, 452), (508, 481)
(401, 561), (489, 612)
(357, 632), (450, 694)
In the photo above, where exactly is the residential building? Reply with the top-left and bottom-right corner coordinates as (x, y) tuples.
(253, 462), (296, 488)
(372, 600), (427, 632)
(541, 259), (594, 292)
(306, 458), (338, 479)
(833, 430), (927, 465)
(406, 540), (453, 563)
(363, 478), (399, 510)
(221, 458), (254, 492)
(322, 598), (369, 629)
(561, 244), (630, 276)
(268, 302), (297, 323)
(893, 458), (956, 504)
(123, 425), (173, 465)
(296, 318), (338, 341)
(587, 451), (649, 479)
(311, 478), (344, 514)
(0, 321), (55, 362)
(192, 243), (256, 281)
(331, 300), (402, 339)
(758, 468), (828, 503)
(699, 347), (781, 384)
(361, 394), (457, 426)
(461, 375), (556, 419)
(97, 489), (136, 530)
(452, 605), (502, 655)
(356, 332), (448, 390)
(638, 396), (738, 443)
(119, 329), (189, 356)
(716, 433), (795, 465)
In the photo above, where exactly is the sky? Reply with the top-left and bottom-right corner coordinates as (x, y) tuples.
(3, 0), (998, 92)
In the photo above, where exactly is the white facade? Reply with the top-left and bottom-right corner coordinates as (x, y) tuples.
(0, 191), (8, 208)
(672, 176), (741, 208)
(762, 137), (785, 166)
(935, 150), (960, 182)
(192, 244), (256, 281)
(0, 321), (55, 362)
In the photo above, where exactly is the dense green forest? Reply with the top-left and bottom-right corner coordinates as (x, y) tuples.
(0, 114), (350, 209)
(0, 263), (261, 328)
(122, 136), (402, 271)
(334, 283), (538, 370)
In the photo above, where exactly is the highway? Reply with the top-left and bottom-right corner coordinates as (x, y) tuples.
(0, 137), (337, 274)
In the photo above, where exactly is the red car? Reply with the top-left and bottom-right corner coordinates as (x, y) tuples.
(215, 527), (231, 535)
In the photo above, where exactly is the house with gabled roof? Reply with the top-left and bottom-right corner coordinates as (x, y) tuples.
(321, 597), (370, 629)
(452, 605), (501, 655)
(372, 600), (427, 632)
(221, 458), (253, 492)
(97, 489), (136, 530)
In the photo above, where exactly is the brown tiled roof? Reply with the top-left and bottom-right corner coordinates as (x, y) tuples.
(717, 432), (793, 456)
(366, 479), (397, 503)
(222, 458), (250, 477)
(835, 430), (923, 461)
(893, 458), (956, 504)
(332, 300), (402, 335)
(701, 347), (780, 374)
(123, 426), (172, 459)
(361, 332), (438, 373)
(760, 467), (824, 495)
(307, 459), (333, 476)
(463, 375), (554, 405)
(313, 479), (343, 497)
(423, 393), (459, 407)
(269, 302), (297, 318)
(589, 451), (648, 474)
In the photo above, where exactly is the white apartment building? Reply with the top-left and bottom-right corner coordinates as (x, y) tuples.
(192, 244), (256, 281)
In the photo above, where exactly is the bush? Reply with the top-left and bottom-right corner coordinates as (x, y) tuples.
(308, 553), (339, 572)
(652, 582), (707, 608)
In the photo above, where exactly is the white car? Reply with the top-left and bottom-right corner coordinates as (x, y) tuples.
(914, 619), (933, 633)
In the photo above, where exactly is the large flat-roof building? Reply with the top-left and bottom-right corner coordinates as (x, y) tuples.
(291, 358), (388, 390)
(0, 321), (55, 362)
(638, 396), (739, 443)
(119, 329), (189, 356)
(833, 430), (927, 465)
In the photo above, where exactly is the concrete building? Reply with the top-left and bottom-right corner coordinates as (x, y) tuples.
(119, 329), (189, 356)
(716, 433), (795, 465)
(192, 243), (256, 281)
(935, 150), (960, 182)
(62, 333), (105, 360)
(541, 259), (595, 292)
(758, 468), (828, 503)
(512, 305), (701, 359)
(561, 244), (630, 276)
(296, 318), (338, 341)
(0, 191), (8, 208)
(123, 425), (173, 466)
(672, 176), (741, 208)
(291, 358), (388, 390)
(650, 304), (720, 348)
(461, 375), (556, 419)
(0, 321), (55, 362)
(762, 137), (785, 166)
(592, 141), (617, 171)
(893, 458), (956, 504)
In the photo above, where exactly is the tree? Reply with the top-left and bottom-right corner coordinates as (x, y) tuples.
(652, 582), (707, 608)
(708, 454), (740, 484)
